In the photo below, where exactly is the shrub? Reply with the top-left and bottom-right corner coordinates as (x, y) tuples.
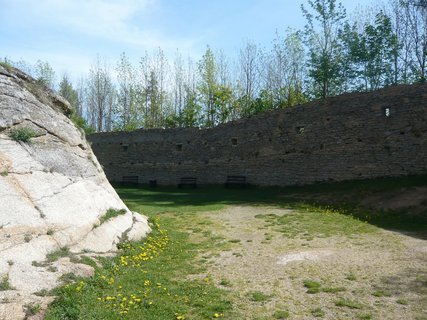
(0, 61), (13, 72)
(0, 276), (12, 290)
(9, 127), (37, 142)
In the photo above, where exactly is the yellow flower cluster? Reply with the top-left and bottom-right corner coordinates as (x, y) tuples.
(175, 313), (186, 320)
(116, 221), (169, 270)
(97, 292), (146, 315)
(94, 219), (171, 317)
(75, 280), (85, 293)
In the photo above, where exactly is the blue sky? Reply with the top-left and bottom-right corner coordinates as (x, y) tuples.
(1, 0), (376, 80)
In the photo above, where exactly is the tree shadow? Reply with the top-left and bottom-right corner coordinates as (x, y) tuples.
(113, 174), (427, 240)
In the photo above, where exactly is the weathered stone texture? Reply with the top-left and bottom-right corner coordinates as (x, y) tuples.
(0, 66), (150, 319)
(89, 84), (427, 186)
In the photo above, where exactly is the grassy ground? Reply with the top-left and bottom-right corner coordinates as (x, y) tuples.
(44, 175), (427, 319)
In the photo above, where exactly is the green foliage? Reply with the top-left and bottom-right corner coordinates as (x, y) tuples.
(273, 310), (290, 319)
(0, 60), (13, 72)
(9, 127), (37, 142)
(372, 290), (391, 297)
(0, 276), (12, 291)
(311, 307), (326, 317)
(35, 60), (55, 90)
(248, 291), (271, 302)
(70, 111), (95, 135)
(340, 11), (399, 90)
(303, 280), (322, 293)
(396, 298), (408, 305)
(335, 298), (364, 309)
(24, 303), (42, 317)
(59, 75), (79, 109)
(46, 247), (71, 262)
(301, 0), (347, 98)
(303, 280), (347, 295)
(45, 220), (234, 320)
(97, 208), (127, 226)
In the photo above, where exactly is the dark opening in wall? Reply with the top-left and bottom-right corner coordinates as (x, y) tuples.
(231, 138), (238, 146)
(176, 144), (183, 151)
(121, 145), (128, 152)
(295, 126), (305, 134)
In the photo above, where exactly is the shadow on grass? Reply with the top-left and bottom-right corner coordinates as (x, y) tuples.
(113, 174), (427, 240)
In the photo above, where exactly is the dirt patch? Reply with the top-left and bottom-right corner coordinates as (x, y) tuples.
(191, 205), (427, 319)
(277, 250), (334, 266)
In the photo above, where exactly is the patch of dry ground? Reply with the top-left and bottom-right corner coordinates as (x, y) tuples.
(189, 205), (427, 320)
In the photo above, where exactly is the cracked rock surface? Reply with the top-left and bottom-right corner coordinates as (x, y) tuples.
(0, 66), (151, 319)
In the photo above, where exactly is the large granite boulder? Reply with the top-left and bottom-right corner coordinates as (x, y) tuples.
(0, 65), (150, 319)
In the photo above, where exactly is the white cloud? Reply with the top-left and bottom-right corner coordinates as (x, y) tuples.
(8, 0), (197, 53)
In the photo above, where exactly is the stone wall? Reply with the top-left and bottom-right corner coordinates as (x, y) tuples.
(88, 84), (427, 187)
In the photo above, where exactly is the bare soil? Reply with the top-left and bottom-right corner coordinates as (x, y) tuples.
(190, 205), (427, 320)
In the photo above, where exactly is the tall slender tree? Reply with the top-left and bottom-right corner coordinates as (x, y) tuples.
(86, 57), (115, 132)
(198, 46), (218, 127)
(302, 0), (347, 98)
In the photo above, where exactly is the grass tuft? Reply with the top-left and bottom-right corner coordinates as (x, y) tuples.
(335, 298), (364, 309)
(248, 291), (271, 302)
(46, 247), (71, 262)
(0, 276), (13, 291)
(97, 208), (127, 226)
(273, 309), (289, 319)
(9, 127), (37, 142)
(311, 307), (325, 317)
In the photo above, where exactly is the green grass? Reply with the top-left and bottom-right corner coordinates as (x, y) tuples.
(46, 247), (71, 262)
(97, 208), (127, 226)
(311, 307), (325, 317)
(0, 276), (12, 291)
(303, 280), (322, 294)
(303, 280), (345, 294)
(372, 290), (392, 297)
(24, 303), (42, 317)
(45, 218), (235, 320)
(396, 298), (408, 305)
(9, 127), (37, 142)
(44, 175), (427, 319)
(273, 309), (289, 319)
(0, 61), (13, 72)
(248, 291), (271, 302)
(335, 298), (364, 309)
(114, 173), (427, 235)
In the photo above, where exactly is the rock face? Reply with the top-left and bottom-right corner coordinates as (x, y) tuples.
(0, 65), (151, 319)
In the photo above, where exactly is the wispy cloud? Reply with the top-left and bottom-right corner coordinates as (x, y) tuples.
(7, 0), (197, 52)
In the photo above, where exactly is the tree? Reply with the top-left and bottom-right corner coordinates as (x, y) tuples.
(342, 11), (399, 90)
(58, 74), (79, 110)
(34, 60), (55, 90)
(237, 41), (261, 115)
(58, 74), (94, 134)
(198, 46), (219, 127)
(86, 57), (116, 132)
(302, 0), (347, 98)
(402, 0), (427, 82)
(138, 48), (169, 128)
(115, 52), (139, 131)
